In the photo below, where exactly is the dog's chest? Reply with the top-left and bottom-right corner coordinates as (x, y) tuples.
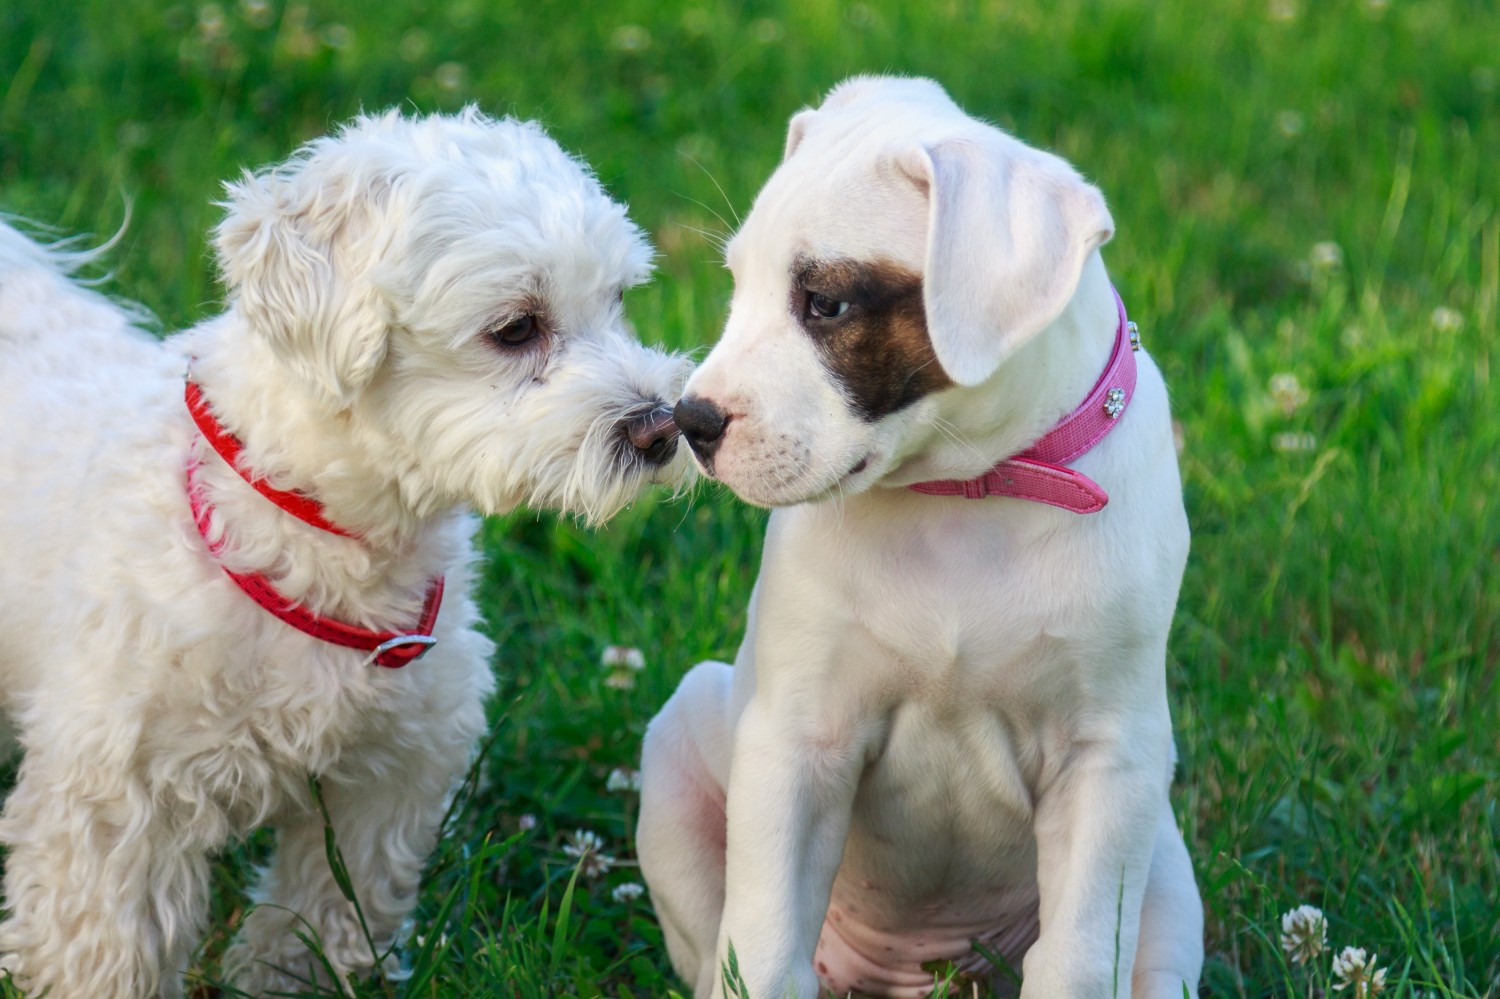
(138, 644), (420, 829)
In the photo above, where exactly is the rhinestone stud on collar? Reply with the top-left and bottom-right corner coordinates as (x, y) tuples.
(1104, 387), (1126, 419)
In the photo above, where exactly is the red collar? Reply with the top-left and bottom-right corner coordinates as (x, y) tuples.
(185, 380), (358, 538)
(184, 379), (443, 668)
(908, 287), (1140, 513)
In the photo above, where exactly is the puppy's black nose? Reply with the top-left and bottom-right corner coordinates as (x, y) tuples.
(674, 395), (728, 461)
(623, 405), (679, 467)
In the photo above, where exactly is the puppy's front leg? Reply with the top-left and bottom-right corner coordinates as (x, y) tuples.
(714, 697), (870, 999)
(1021, 718), (1173, 999)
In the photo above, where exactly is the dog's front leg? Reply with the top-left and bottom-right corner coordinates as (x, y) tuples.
(1020, 718), (1173, 999)
(0, 750), (212, 999)
(224, 757), (456, 994)
(714, 697), (870, 999)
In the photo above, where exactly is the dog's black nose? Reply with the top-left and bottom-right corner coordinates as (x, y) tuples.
(674, 395), (728, 461)
(623, 405), (679, 467)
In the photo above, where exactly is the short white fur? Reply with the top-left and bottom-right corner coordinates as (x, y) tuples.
(638, 76), (1202, 999)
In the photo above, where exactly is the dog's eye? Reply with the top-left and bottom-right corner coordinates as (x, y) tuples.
(806, 292), (850, 321)
(489, 314), (541, 348)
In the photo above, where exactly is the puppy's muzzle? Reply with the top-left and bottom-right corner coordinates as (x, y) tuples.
(622, 405), (680, 467)
(673, 395), (728, 467)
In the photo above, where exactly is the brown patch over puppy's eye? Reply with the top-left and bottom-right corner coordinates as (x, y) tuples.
(791, 255), (953, 421)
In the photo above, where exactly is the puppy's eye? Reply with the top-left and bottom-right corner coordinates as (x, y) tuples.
(806, 292), (850, 321)
(489, 314), (541, 348)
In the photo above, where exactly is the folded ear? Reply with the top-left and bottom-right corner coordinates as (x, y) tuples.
(898, 135), (1114, 386)
(214, 159), (389, 408)
(783, 108), (817, 161)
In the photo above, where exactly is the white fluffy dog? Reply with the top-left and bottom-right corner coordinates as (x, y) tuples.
(0, 107), (689, 998)
(638, 77), (1201, 998)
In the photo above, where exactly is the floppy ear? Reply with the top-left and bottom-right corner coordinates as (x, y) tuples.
(214, 160), (390, 408)
(898, 135), (1114, 386)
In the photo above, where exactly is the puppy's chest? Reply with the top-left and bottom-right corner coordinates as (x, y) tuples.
(839, 544), (1100, 713)
(768, 505), (1142, 755)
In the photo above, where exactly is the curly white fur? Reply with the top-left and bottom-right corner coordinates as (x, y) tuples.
(0, 107), (691, 998)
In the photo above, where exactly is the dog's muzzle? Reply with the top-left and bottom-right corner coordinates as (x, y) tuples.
(673, 395), (728, 467)
(623, 405), (680, 467)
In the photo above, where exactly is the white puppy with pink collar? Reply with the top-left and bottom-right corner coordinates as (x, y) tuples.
(0, 108), (688, 998)
(638, 76), (1202, 998)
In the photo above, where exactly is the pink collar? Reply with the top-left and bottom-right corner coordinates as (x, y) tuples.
(908, 287), (1140, 514)
(184, 379), (443, 668)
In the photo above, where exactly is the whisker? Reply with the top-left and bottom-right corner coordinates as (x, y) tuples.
(668, 221), (731, 254)
(670, 191), (736, 244)
(796, 447), (850, 526)
(931, 416), (985, 462)
(679, 152), (742, 228)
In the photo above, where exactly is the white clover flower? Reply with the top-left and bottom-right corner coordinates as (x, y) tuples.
(197, 4), (226, 40)
(1310, 241), (1343, 270)
(239, 0), (273, 28)
(1276, 110), (1306, 138)
(611, 881), (646, 904)
(1332, 946), (1388, 996)
(398, 29), (430, 62)
(434, 62), (466, 92)
(750, 18), (783, 43)
(610, 24), (651, 53)
(562, 828), (616, 879)
(1431, 306), (1464, 333)
(607, 767), (642, 793)
(602, 645), (646, 670)
(1279, 904), (1328, 965)
(518, 813), (538, 831)
(1272, 432), (1317, 453)
(1269, 372), (1311, 416)
(117, 121), (150, 150)
(277, 6), (317, 59)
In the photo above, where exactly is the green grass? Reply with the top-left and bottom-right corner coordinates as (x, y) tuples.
(3, 0), (1497, 995)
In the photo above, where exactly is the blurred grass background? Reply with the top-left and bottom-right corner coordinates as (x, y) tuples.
(2, 0), (1497, 996)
